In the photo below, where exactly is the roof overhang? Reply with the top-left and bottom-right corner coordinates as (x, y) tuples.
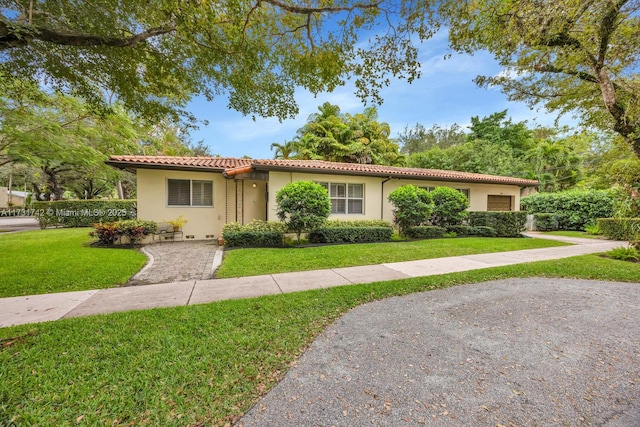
(251, 163), (538, 187)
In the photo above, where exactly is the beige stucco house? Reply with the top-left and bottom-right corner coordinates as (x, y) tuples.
(107, 155), (538, 241)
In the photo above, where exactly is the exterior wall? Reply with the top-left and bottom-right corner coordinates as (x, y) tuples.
(267, 171), (385, 222)
(266, 172), (524, 224)
(136, 169), (226, 240)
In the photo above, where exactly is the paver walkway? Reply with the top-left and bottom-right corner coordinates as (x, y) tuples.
(130, 241), (218, 284)
(0, 233), (623, 328)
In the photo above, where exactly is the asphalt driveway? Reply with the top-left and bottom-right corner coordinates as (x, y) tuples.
(238, 278), (640, 426)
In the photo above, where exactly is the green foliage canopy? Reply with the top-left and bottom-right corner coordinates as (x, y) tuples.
(276, 102), (404, 165)
(441, 0), (640, 158)
(1, 1), (434, 124)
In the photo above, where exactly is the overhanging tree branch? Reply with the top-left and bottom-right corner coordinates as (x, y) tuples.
(0, 21), (175, 51)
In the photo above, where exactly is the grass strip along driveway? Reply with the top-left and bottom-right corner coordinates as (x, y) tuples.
(216, 237), (568, 278)
(1, 253), (638, 426)
(0, 228), (146, 298)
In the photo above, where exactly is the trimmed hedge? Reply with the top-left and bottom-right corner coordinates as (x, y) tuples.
(405, 226), (446, 239)
(445, 225), (498, 237)
(223, 231), (284, 248)
(467, 211), (527, 237)
(521, 190), (615, 231)
(324, 219), (393, 228)
(533, 213), (558, 231)
(222, 220), (286, 247)
(32, 200), (136, 228)
(309, 226), (393, 244)
(597, 218), (640, 241)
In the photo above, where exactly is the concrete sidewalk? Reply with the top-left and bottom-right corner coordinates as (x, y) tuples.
(0, 234), (623, 328)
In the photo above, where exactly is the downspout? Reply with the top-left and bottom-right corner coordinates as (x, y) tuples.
(381, 177), (392, 220)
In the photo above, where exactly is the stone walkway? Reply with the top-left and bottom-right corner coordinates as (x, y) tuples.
(129, 241), (219, 285)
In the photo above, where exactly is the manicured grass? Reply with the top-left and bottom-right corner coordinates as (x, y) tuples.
(2, 254), (638, 426)
(216, 237), (569, 277)
(0, 228), (147, 298)
(542, 230), (604, 239)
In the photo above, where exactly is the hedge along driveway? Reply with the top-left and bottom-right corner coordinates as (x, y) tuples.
(0, 228), (147, 298)
(216, 237), (569, 278)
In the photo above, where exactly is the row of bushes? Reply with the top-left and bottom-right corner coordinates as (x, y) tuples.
(521, 190), (615, 231)
(222, 220), (396, 247)
(309, 227), (394, 243)
(33, 200), (137, 228)
(597, 218), (640, 241)
(405, 225), (499, 239)
(467, 211), (527, 237)
(222, 212), (526, 248)
(222, 221), (287, 247)
(90, 220), (157, 245)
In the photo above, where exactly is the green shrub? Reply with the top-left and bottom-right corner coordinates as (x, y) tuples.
(429, 186), (469, 227)
(606, 245), (640, 262)
(446, 225), (497, 237)
(223, 220), (287, 234)
(533, 213), (558, 231)
(521, 190), (615, 230)
(597, 218), (640, 241)
(388, 185), (433, 235)
(223, 231), (284, 248)
(276, 182), (331, 242)
(222, 221), (286, 247)
(308, 227), (393, 244)
(467, 211), (527, 237)
(584, 223), (602, 235)
(405, 226), (446, 239)
(32, 200), (136, 228)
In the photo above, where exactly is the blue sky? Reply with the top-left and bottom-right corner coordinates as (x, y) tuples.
(187, 30), (576, 159)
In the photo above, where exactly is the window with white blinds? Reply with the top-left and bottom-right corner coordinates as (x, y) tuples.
(318, 182), (364, 214)
(167, 179), (213, 206)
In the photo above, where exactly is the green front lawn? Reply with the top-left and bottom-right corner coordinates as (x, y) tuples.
(216, 237), (568, 277)
(1, 255), (639, 426)
(0, 228), (147, 298)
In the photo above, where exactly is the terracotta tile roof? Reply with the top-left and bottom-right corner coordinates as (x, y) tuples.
(107, 155), (252, 170)
(107, 155), (538, 186)
(252, 159), (538, 186)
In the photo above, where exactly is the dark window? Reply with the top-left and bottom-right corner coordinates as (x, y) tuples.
(168, 179), (213, 206)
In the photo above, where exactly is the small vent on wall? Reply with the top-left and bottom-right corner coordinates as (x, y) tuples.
(186, 235), (195, 239)
(205, 235), (215, 238)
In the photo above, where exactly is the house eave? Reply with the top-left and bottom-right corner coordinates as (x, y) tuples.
(251, 164), (538, 187)
(105, 160), (226, 173)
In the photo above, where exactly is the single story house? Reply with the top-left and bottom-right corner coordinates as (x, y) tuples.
(107, 155), (538, 241)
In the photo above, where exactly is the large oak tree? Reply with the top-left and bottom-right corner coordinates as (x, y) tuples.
(441, 0), (640, 158)
(1, 0), (433, 124)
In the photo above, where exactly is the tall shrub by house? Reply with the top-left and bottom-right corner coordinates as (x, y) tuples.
(276, 181), (331, 242)
(388, 185), (433, 236)
(521, 189), (615, 230)
(429, 186), (469, 227)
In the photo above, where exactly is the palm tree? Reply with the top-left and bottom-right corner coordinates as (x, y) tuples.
(270, 140), (296, 159)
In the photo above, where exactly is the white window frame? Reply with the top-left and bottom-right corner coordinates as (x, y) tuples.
(318, 182), (365, 214)
(167, 179), (213, 207)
